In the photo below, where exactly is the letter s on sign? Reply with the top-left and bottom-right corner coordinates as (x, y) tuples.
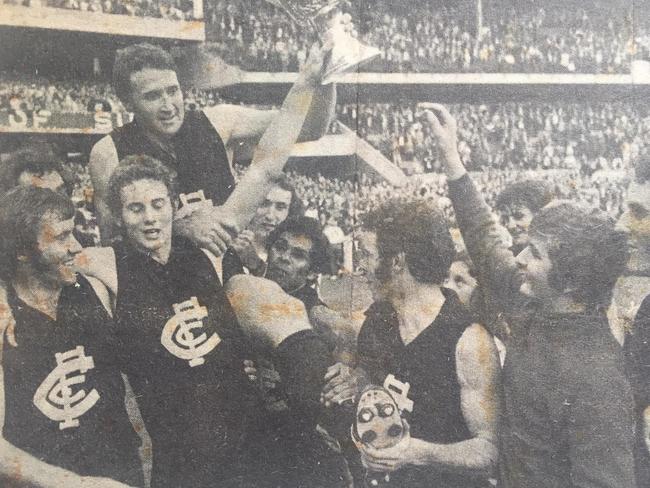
(9, 109), (28, 128)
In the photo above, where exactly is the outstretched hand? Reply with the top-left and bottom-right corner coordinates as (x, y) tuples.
(417, 103), (466, 180)
(174, 205), (239, 257)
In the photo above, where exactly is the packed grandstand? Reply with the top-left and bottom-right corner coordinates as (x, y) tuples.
(1, 0), (647, 245)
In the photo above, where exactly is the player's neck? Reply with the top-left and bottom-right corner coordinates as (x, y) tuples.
(148, 241), (172, 266)
(141, 125), (175, 155)
(13, 270), (63, 321)
(392, 283), (445, 345)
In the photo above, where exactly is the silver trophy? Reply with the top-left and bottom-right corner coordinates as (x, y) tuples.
(266, 0), (380, 83)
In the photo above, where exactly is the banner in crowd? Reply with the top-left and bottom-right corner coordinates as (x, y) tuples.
(0, 110), (130, 133)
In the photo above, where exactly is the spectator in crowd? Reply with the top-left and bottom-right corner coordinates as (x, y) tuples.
(494, 180), (554, 256)
(203, 1), (644, 74)
(0, 74), (125, 115)
(0, 142), (70, 195)
(10, 0), (197, 20)
(335, 101), (647, 177)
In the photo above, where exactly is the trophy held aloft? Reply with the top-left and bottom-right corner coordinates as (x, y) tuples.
(266, 0), (381, 84)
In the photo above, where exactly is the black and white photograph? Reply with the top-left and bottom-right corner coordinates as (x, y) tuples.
(0, 0), (649, 486)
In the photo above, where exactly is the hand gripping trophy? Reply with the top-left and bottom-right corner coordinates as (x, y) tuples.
(265, 0), (381, 83)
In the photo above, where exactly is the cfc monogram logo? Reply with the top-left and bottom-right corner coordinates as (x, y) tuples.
(161, 297), (221, 367)
(33, 346), (100, 430)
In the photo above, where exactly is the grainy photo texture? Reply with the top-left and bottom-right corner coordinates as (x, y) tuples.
(0, 0), (649, 487)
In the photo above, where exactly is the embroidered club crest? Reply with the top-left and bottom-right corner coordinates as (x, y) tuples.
(161, 297), (221, 367)
(33, 346), (100, 430)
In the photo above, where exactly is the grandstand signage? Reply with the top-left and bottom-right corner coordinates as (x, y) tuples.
(0, 110), (129, 134)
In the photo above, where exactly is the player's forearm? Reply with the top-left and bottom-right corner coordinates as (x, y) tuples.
(447, 175), (521, 315)
(409, 436), (497, 477)
(96, 200), (116, 245)
(252, 72), (316, 177)
(440, 145), (466, 181)
(297, 82), (336, 142)
(222, 74), (317, 229)
(73, 248), (118, 298)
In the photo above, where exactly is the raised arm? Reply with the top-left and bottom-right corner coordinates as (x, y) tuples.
(420, 104), (523, 318)
(358, 323), (500, 477)
(205, 12), (347, 149)
(218, 44), (330, 232)
(204, 81), (335, 148)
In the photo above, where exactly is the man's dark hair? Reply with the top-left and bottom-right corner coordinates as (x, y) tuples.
(0, 142), (71, 194)
(363, 199), (455, 285)
(634, 154), (650, 184)
(106, 155), (178, 220)
(0, 186), (75, 281)
(113, 43), (177, 103)
(266, 216), (332, 275)
(274, 174), (305, 219)
(496, 179), (554, 213)
(529, 201), (628, 309)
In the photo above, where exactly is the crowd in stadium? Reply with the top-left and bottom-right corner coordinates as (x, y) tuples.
(281, 166), (629, 236)
(58, 156), (629, 246)
(2, 0), (195, 20)
(3, 74), (646, 180)
(205, 0), (646, 73)
(336, 101), (647, 172)
(0, 74), (126, 114)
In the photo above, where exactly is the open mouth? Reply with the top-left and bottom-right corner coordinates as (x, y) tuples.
(143, 228), (162, 239)
(261, 222), (276, 231)
(159, 114), (178, 125)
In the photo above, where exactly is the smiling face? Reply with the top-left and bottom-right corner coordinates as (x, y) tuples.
(266, 232), (314, 292)
(128, 68), (184, 139)
(34, 212), (81, 287)
(515, 235), (558, 303)
(119, 178), (173, 262)
(250, 186), (293, 238)
(498, 203), (534, 252)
